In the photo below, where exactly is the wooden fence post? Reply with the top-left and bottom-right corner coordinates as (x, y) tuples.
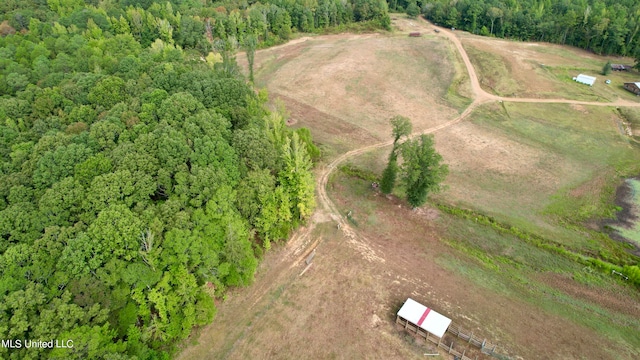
(449, 342), (453, 354)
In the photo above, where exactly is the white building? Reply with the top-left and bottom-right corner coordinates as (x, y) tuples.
(396, 298), (452, 338)
(573, 74), (596, 86)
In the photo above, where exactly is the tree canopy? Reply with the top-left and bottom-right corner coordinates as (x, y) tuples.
(416, 0), (640, 57)
(0, 1), (328, 358)
(400, 134), (448, 208)
(381, 116), (412, 194)
(379, 117), (447, 206)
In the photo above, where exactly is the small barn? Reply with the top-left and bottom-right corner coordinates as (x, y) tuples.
(574, 74), (596, 86)
(409, 32), (421, 37)
(396, 298), (452, 339)
(624, 82), (640, 95)
(612, 64), (632, 71)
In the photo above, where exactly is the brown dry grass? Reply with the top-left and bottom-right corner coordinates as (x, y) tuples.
(179, 175), (640, 360)
(178, 17), (640, 360)
(241, 28), (466, 153)
(458, 32), (640, 102)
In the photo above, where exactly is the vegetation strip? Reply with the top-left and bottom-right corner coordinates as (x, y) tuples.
(434, 203), (640, 287)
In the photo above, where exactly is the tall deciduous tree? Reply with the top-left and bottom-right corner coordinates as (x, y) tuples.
(279, 132), (315, 221)
(400, 134), (448, 208)
(381, 116), (412, 194)
(487, 7), (503, 35)
(244, 34), (257, 82)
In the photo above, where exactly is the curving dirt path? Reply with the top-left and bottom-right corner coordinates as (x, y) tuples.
(436, 21), (640, 108)
(180, 18), (640, 360)
(318, 18), (640, 236)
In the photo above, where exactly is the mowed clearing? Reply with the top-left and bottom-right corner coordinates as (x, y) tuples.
(179, 17), (640, 360)
(244, 26), (470, 154)
(435, 102), (640, 245)
(458, 32), (640, 102)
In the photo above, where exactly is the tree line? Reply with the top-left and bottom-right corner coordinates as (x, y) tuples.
(1, 0), (391, 56)
(411, 0), (640, 58)
(0, 1), (332, 359)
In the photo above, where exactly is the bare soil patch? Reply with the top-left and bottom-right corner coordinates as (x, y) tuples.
(246, 23), (463, 151)
(272, 92), (379, 152)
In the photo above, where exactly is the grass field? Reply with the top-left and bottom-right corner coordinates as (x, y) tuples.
(245, 30), (468, 155)
(331, 173), (640, 359)
(430, 102), (640, 255)
(180, 17), (640, 360)
(613, 178), (640, 247)
(459, 33), (640, 102)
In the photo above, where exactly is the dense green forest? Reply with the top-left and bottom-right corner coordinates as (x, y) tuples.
(397, 0), (640, 58)
(0, 0), (394, 358)
(1, 0), (391, 53)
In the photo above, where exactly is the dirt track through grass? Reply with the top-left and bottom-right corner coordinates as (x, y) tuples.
(316, 17), (640, 265)
(179, 17), (640, 360)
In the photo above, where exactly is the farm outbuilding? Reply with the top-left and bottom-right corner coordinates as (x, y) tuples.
(409, 32), (421, 37)
(623, 82), (640, 95)
(573, 74), (596, 86)
(612, 64), (632, 71)
(396, 298), (452, 338)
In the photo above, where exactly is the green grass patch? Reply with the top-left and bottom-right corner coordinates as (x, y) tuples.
(438, 104), (623, 240)
(438, 226), (640, 354)
(464, 44), (523, 96)
(436, 202), (640, 285)
(339, 164), (380, 183)
(455, 102), (640, 238)
(490, 103), (637, 167)
(445, 43), (473, 111)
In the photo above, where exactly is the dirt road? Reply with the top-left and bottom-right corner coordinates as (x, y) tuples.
(319, 17), (640, 236)
(179, 18), (640, 360)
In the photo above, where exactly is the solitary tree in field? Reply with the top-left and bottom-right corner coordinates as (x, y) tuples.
(381, 116), (412, 194)
(602, 60), (612, 75)
(390, 116), (412, 147)
(400, 134), (448, 208)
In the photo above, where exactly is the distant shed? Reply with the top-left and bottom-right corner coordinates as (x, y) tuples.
(396, 298), (452, 338)
(409, 32), (421, 37)
(623, 82), (640, 95)
(612, 64), (632, 71)
(574, 74), (596, 86)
